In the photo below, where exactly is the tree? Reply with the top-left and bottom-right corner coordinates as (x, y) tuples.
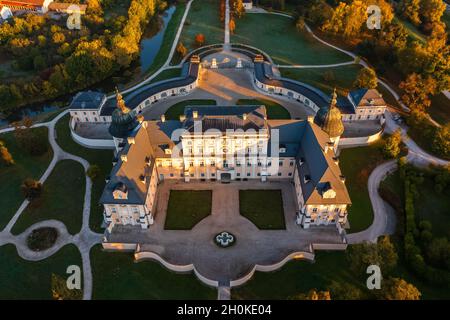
(383, 129), (402, 159)
(354, 68), (378, 89)
(427, 237), (450, 270)
(21, 178), (42, 200)
(87, 164), (101, 180)
(194, 33), (205, 47)
(380, 277), (421, 300)
(229, 19), (236, 34)
(432, 124), (450, 159)
(419, 0), (446, 24)
(0, 140), (14, 165)
(399, 0), (421, 25)
(176, 42), (187, 58)
(290, 289), (331, 300)
(399, 73), (437, 112)
(231, 0), (245, 19)
(14, 120), (48, 156)
(328, 281), (364, 300)
(347, 236), (398, 275)
(295, 17), (305, 31)
(51, 273), (83, 300)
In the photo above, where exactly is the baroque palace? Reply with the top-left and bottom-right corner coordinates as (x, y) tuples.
(68, 55), (387, 233)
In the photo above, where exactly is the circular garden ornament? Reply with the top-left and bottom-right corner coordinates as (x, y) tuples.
(214, 231), (235, 248)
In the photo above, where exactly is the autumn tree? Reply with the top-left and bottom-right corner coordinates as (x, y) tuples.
(21, 178), (42, 200)
(399, 73), (437, 112)
(176, 42), (187, 58)
(419, 0), (446, 24)
(432, 124), (450, 159)
(87, 164), (101, 180)
(194, 33), (205, 47)
(379, 277), (421, 300)
(290, 290), (331, 300)
(0, 140), (14, 165)
(230, 0), (245, 19)
(383, 129), (402, 159)
(399, 0), (422, 25)
(328, 281), (364, 300)
(354, 68), (378, 89)
(229, 19), (236, 34)
(51, 274), (83, 300)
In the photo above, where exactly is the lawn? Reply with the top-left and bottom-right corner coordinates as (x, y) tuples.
(178, 0), (223, 52)
(239, 190), (285, 230)
(395, 17), (427, 44)
(232, 251), (364, 299)
(164, 190), (212, 230)
(280, 65), (362, 97)
(11, 160), (85, 235)
(231, 13), (351, 65)
(236, 98), (291, 119)
(428, 93), (450, 126)
(150, 67), (182, 84)
(55, 115), (114, 233)
(0, 244), (82, 299)
(91, 245), (216, 299)
(414, 174), (450, 239)
(0, 127), (53, 230)
(164, 99), (217, 120)
(339, 139), (386, 233)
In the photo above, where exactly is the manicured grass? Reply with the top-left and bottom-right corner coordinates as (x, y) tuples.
(339, 139), (386, 233)
(164, 99), (217, 120)
(232, 251), (365, 299)
(55, 115), (114, 233)
(414, 175), (450, 239)
(178, 0), (223, 52)
(150, 68), (182, 84)
(236, 99), (291, 119)
(0, 244), (82, 299)
(407, 118), (450, 161)
(280, 65), (361, 96)
(239, 190), (285, 230)
(0, 127), (53, 230)
(90, 245), (216, 299)
(11, 160), (85, 235)
(164, 190), (212, 230)
(428, 93), (450, 125)
(231, 13), (351, 65)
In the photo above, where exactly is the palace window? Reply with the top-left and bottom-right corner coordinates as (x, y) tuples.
(278, 173), (282, 176)
(312, 208), (318, 213)
(290, 161), (294, 166)
(247, 173), (251, 177)
(279, 161), (283, 166)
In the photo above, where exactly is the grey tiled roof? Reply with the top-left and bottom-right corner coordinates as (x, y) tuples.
(69, 91), (105, 110)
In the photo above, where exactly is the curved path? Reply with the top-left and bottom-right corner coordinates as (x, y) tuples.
(0, 110), (103, 300)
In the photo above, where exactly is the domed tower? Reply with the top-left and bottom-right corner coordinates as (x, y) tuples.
(321, 88), (344, 150)
(108, 88), (141, 150)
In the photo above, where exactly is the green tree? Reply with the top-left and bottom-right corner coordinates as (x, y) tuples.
(87, 164), (101, 180)
(354, 68), (378, 89)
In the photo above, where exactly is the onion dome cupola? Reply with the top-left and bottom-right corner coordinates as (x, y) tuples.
(321, 88), (344, 138)
(108, 88), (140, 139)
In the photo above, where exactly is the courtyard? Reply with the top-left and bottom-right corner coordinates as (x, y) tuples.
(106, 180), (343, 283)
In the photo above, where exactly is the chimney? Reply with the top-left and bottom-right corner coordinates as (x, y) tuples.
(243, 113), (247, 120)
(333, 156), (339, 165)
(127, 137), (135, 145)
(179, 114), (186, 122)
(139, 174), (146, 184)
(160, 114), (166, 122)
(340, 175), (346, 183)
(193, 110), (198, 119)
(307, 115), (314, 123)
(120, 154), (127, 162)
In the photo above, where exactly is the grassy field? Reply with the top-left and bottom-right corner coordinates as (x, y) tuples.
(164, 99), (217, 120)
(239, 190), (286, 230)
(55, 115), (114, 233)
(339, 139), (386, 233)
(91, 245), (216, 299)
(150, 68), (182, 84)
(428, 93), (450, 125)
(280, 65), (362, 96)
(231, 13), (351, 65)
(178, 0), (223, 52)
(11, 160), (85, 235)
(232, 251), (364, 299)
(164, 190), (212, 230)
(236, 98), (291, 119)
(0, 244), (82, 299)
(0, 127), (53, 230)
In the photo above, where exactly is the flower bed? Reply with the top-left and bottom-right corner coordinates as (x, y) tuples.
(214, 231), (236, 248)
